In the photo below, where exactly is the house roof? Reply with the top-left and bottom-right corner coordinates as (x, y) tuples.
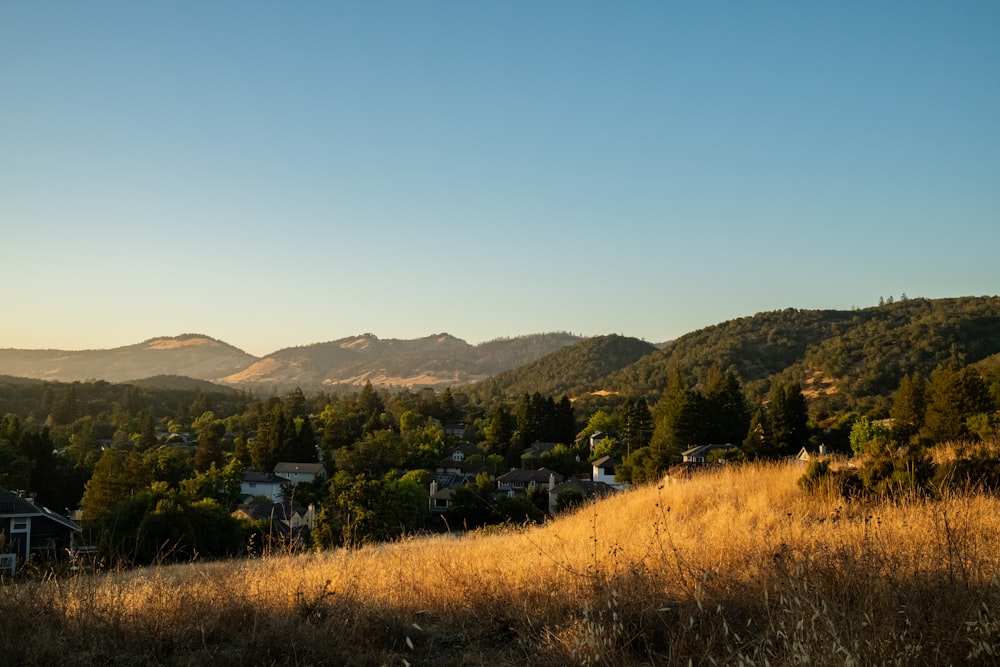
(0, 487), (81, 533)
(591, 456), (619, 469)
(429, 487), (455, 501)
(681, 444), (733, 458)
(243, 471), (290, 484)
(274, 462), (326, 475)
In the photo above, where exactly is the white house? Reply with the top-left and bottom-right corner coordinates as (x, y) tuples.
(591, 456), (620, 487)
(241, 472), (290, 502)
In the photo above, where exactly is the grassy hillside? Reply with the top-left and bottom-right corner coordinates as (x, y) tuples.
(5, 459), (1000, 665)
(221, 332), (583, 390)
(0, 334), (257, 384)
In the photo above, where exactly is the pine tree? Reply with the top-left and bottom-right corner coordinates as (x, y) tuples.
(768, 381), (810, 457)
(649, 365), (698, 467)
(618, 396), (653, 455)
(701, 366), (750, 445)
(890, 373), (926, 446)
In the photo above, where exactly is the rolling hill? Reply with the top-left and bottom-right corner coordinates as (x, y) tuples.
(0, 332), (584, 391)
(599, 295), (1000, 414)
(0, 334), (256, 384)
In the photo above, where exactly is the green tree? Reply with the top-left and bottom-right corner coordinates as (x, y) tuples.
(618, 396), (653, 456)
(180, 458), (244, 509)
(700, 366), (750, 445)
(649, 366), (698, 468)
(482, 404), (516, 454)
(890, 373), (926, 446)
(922, 366), (991, 442)
(81, 449), (151, 520)
(743, 406), (772, 459)
(768, 381), (810, 456)
(193, 411), (226, 472)
(849, 417), (892, 457)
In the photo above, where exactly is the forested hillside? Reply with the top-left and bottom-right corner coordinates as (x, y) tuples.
(465, 334), (658, 403)
(604, 296), (1000, 414)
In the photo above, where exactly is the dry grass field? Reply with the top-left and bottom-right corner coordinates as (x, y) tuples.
(4, 460), (1000, 665)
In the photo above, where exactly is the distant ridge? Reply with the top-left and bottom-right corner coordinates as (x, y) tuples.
(0, 334), (256, 384)
(0, 332), (584, 390)
(218, 332), (582, 390)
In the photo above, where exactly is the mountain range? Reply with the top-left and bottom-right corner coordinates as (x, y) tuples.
(0, 332), (588, 390)
(2, 296), (998, 413)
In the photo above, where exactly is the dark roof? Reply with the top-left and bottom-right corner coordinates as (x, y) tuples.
(681, 444), (734, 458)
(0, 487), (81, 532)
(273, 462), (326, 475)
(243, 471), (290, 484)
(0, 488), (39, 516)
(591, 456), (620, 469)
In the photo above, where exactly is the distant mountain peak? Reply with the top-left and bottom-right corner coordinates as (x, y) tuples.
(142, 334), (221, 350)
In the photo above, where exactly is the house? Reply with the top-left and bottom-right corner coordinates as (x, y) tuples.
(232, 502), (315, 531)
(0, 487), (81, 576)
(445, 445), (484, 463)
(428, 481), (455, 514)
(232, 502), (315, 550)
(241, 471), (290, 503)
(496, 468), (564, 496)
(588, 431), (608, 454)
(273, 462), (327, 486)
(681, 444), (735, 466)
(591, 456), (621, 487)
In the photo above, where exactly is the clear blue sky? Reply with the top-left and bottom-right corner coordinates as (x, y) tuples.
(2, 1), (997, 357)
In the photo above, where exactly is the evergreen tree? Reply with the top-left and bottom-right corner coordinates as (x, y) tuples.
(618, 396), (653, 455)
(81, 449), (151, 520)
(483, 404), (516, 454)
(553, 395), (577, 445)
(701, 366), (750, 445)
(768, 381), (810, 457)
(283, 387), (308, 420)
(922, 365), (991, 442)
(743, 406), (772, 459)
(649, 365), (698, 467)
(890, 373), (926, 446)
(136, 410), (158, 450)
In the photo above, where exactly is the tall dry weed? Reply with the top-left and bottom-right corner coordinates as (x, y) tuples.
(3, 461), (1000, 665)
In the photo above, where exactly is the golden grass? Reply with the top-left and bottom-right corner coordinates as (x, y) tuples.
(4, 462), (1000, 665)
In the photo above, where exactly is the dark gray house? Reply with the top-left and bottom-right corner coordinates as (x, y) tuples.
(0, 487), (82, 575)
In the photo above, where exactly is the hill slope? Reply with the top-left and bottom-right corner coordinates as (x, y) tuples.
(218, 332), (583, 390)
(467, 334), (658, 399)
(606, 295), (1000, 413)
(5, 462), (999, 665)
(0, 334), (256, 383)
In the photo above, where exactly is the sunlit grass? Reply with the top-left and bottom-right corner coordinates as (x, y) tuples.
(4, 460), (1000, 665)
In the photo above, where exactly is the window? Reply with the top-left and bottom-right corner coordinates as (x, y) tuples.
(11, 518), (29, 532)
